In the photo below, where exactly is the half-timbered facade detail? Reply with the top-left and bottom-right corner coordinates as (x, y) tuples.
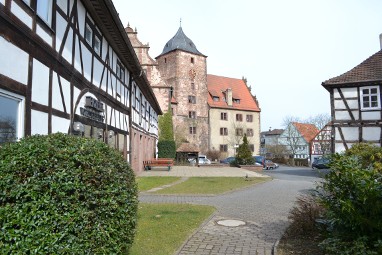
(311, 123), (332, 161)
(322, 48), (382, 153)
(0, 0), (161, 173)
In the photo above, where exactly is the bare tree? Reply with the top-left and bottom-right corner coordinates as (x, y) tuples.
(281, 116), (311, 165)
(305, 113), (331, 130)
(302, 113), (332, 155)
(224, 120), (257, 155)
(281, 119), (304, 157)
(0, 117), (16, 144)
(265, 144), (288, 158)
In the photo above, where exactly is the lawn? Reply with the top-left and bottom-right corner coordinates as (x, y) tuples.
(156, 176), (270, 195)
(136, 176), (181, 192)
(130, 203), (215, 255)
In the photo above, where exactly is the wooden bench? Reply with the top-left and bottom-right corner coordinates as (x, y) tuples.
(143, 158), (174, 171)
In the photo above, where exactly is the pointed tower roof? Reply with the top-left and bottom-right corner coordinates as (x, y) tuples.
(156, 27), (206, 58)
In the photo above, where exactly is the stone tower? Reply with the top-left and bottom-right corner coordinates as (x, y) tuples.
(156, 27), (209, 153)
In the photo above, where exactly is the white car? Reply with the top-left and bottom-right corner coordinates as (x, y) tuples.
(190, 155), (211, 165)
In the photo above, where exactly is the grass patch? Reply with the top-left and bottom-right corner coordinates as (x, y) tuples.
(136, 176), (181, 192)
(156, 177), (270, 195)
(130, 203), (215, 255)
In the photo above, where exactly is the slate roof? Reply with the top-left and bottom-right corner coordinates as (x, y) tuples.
(292, 122), (319, 143)
(261, 129), (284, 136)
(207, 74), (260, 112)
(156, 27), (206, 58)
(322, 50), (382, 87)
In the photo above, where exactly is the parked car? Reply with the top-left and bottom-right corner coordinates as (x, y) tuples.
(264, 160), (278, 170)
(220, 156), (236, 164)
(253, 156), (265, 167)
(312, 157), (330, 169)
(190, 155), (211, 165)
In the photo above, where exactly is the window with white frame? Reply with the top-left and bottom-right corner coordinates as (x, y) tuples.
(0, 89), (24, 144)
(361, 86), (380, 110)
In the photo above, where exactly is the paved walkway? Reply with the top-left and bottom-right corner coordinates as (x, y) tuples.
(138, 166), (320, 255)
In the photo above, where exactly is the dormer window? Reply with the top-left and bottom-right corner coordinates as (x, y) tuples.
(233, 99), (240, 104)
(213, 96), (219, 102)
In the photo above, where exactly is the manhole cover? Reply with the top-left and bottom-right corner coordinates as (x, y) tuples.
(216, 219), (246, 227)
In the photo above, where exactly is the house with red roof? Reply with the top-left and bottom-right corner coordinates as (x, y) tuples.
(207, 74), (261, 157)
(279, 122), (319, 159)
(322, 37), (382, 153)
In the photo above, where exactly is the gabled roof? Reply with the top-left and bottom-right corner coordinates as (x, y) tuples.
(322, 50), (382, 87)
(207, 74), (260, 112)
(176, 143), (199, 153)
(292, 122), (319, 143)
(261, 129), (284, 136)
(156, 27), (206, 58)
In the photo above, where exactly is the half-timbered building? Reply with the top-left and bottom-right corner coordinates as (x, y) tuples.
(0, 0), (162, 173)
(311, 123), (332, 161)
(322, 45), (382, 153)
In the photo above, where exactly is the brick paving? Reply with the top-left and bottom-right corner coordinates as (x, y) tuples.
(138, 166), (321, 255)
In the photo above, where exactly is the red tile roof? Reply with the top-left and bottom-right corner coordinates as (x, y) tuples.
(322, 50), (382, 87)
(176, 143), (199, 152)
(207, 74), (260, 111)
(292, 122), (319, 143)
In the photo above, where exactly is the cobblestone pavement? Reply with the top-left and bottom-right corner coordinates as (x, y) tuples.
(139, 166), (321, 255)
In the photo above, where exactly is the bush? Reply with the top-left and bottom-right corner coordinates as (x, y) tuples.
(0, 133), (138, 254)
(318, 143), (382, 254)
(158, 111), (174, 141)
(287, 194), (325, 235)
(206, 150), (221, 161)
(157, 140), (176, 159)
(235, 134), (254, 165)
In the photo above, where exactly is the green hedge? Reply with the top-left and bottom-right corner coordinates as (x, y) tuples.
(318, 143), (382, 254)
(0, 133), (138, 254)
(157, 140), (176, 159)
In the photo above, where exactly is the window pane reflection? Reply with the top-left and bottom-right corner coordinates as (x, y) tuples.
(0, 94), (19, 144)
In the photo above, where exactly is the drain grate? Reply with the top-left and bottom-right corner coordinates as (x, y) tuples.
(216, 219), (246, 227)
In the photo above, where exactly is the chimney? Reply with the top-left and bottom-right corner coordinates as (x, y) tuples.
(380, 34), (382, 50)
(226, 88), (233, 106)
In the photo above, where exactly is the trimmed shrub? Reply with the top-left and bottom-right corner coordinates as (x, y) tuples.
(235, 134), (254, 165)
(318, 143), (382, 254)
(157, 140), (176, 159)
(0, 133), (138, 254)
(158, 111), (174, 141)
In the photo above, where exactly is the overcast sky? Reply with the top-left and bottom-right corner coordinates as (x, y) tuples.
(112, 0), (382, 131)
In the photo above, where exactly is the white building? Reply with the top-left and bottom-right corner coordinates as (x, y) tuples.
(0, 0), (162, 173)
(322, 38), (382, 153)
(279, 122), (318, 159)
